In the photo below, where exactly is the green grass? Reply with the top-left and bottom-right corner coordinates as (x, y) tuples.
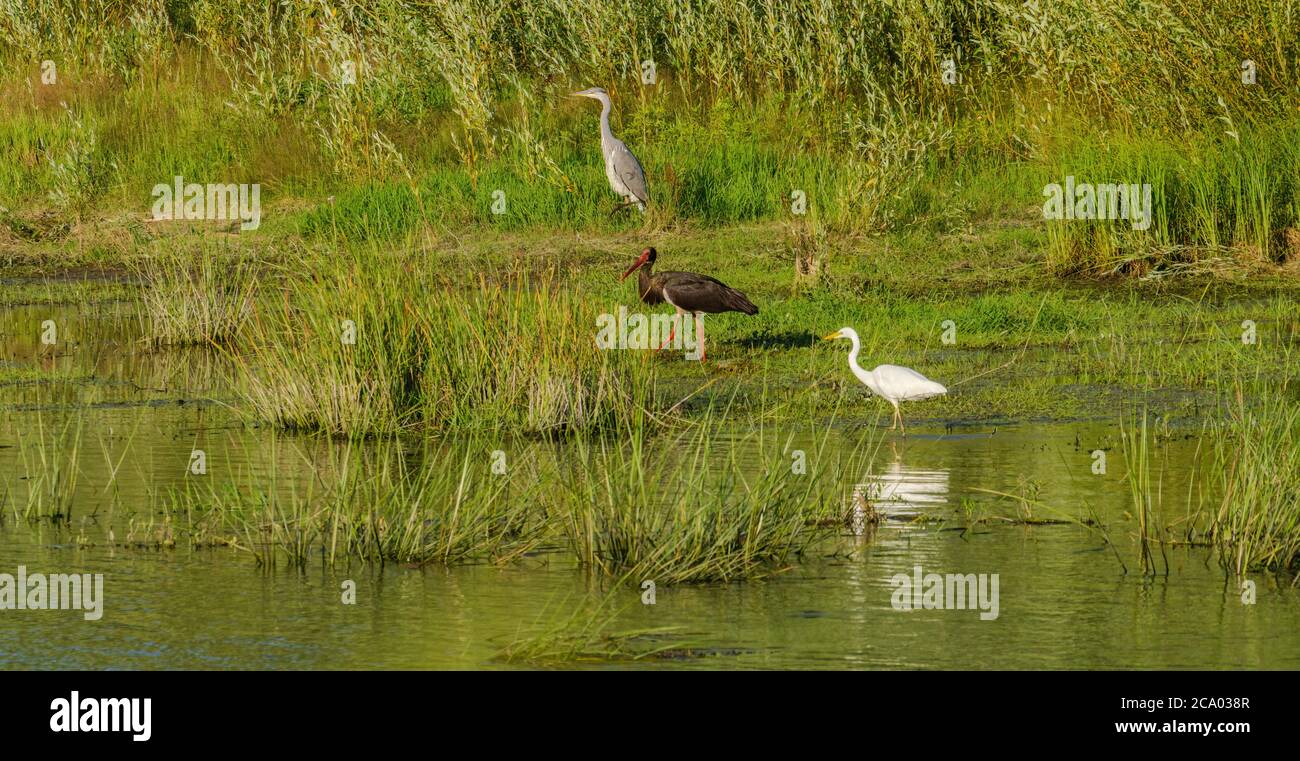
(1116, 393), (1300, 576)
(166, 434), (546, 567)
(231, 245), (658, 435)
(154, 406), (877, 582)
(2, 2), (1297, 274)
(8, 218), (1298, 428)
(1045, 123), (1300, 275)
(134, 248), (255, 346)
(1207, 391), (1300, 574)
(548, 404), (875, 584)
(4, 411), (84, 523)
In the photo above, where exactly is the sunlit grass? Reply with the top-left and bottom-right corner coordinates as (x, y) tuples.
(2, 2), (1296, 272)
(232, 247), (658, 435)
(1207, 391), (1300, 574)
(166, 434), (546, 568)
(135, 249), (255, 346)
(548, 405), (876, 584)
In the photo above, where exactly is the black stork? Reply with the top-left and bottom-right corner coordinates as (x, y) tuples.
(620, 247), (757, 361)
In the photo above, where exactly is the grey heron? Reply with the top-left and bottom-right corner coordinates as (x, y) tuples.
(822, 328), (947, 435)
(572, 87), (649, 213)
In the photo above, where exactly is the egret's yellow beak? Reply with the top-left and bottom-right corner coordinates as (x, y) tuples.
(822, 330), (843, 341)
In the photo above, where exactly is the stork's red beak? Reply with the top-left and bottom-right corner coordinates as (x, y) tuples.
(620, 250), (650, 281)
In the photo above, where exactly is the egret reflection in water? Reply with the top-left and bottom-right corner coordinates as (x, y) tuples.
(852, 453), (950, 531)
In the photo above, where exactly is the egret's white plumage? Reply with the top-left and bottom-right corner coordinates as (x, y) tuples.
(823, 327), (947, 434)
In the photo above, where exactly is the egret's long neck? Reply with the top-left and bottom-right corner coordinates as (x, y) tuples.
(597, 96), (614, 148)
(846, 332), (864, 373)
(846, 333), (876, 389)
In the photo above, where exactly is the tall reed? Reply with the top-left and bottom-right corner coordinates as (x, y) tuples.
(1207, 392), (1300, 574)
(234, 249), (656, 435)
(4, 1), (1296, 258)
(547, 408), (875, 584)
(135, 250), (256, 346)
(167, 433), (546, 567)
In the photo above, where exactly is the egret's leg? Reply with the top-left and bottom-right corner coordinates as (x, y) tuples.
(889, 404), (900, 431)
(899, 406), (907, 437)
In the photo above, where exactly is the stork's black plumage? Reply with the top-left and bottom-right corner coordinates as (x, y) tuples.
(622, 247), (757, 314)
(620, 247), (757, 360)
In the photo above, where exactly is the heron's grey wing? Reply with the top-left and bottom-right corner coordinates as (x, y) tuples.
(610, 142), (649, 204)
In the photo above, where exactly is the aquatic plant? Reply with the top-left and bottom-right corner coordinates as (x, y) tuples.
(1206, 392), (1300, 574)
(166, 433), (546, 567)
(233, 248), (656, 435)
(547, 407), (874, 584)
(136, 250), (256, 347)
(1121, 410), (1170, 576)
(6, 412), (83, 523)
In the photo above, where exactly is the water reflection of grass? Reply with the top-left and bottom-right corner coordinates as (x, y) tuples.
(498, 592), (689, 665)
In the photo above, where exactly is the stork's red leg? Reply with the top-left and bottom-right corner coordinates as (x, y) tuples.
(656, 323), (676, 351)
(656, 311), (682, 352)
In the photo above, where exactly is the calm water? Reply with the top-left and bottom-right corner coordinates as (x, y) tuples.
(1, 295), (1297, 670)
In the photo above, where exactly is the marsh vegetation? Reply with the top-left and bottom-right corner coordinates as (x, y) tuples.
(1, 1), (1298, 667)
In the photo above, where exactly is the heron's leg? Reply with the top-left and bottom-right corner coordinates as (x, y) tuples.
(610, 199), (634, 215)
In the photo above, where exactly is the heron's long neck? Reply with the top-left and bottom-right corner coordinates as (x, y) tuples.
(598, 97), (615, 148)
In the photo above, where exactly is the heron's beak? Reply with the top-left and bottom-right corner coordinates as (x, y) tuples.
(620, 251), (650, 281)
(822, 330), (843, 341)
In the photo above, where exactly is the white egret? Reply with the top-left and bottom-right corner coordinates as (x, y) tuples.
(823, 327), (947, 435)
